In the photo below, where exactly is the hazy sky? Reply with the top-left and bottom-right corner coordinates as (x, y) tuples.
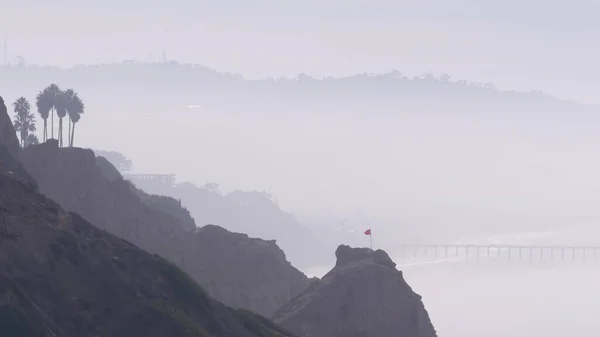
(2, 0), (600, 103)
(4, 0), (600, 238)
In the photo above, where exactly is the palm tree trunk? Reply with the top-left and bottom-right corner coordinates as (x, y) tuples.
(68, 118), (71, 147)
(70, 122), (76, 147)
(58, 118), (62, 147)
(51, 108), (54, 139)
(43, 119), (47, 142)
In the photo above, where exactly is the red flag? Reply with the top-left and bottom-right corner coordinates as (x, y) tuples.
(364, 228), (371, 236)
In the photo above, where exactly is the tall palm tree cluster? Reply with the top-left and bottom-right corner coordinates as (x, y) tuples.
(12, 83), (85, 148)
(12, 97), (37, 148)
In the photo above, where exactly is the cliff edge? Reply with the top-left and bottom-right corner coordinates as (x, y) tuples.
(188, 225), (310, 315)
(272, 245), (437, 337)
(19, 141), (310, 316)
(0, 156), (295, 337)
(0, 95), (19, 158)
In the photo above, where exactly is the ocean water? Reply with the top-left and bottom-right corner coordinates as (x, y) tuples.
(304, 227), (600, 337)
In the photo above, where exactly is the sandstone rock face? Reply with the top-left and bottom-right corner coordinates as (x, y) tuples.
(132, 179), (326, 270)
(189, 225), (311, 316)
(273, 245), (438, 337)
(19, 144), (310, 316)
(0, 96), (36, 189)
(0, 167), (295, 337)
(95, 155), (123, 181)
(0, 95), (20, 157)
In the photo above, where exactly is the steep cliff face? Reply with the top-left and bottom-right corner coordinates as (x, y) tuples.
(273, 245), (438, 337)
(133, 180), (325, 269)
(188, 225), (311, 316)
(0, 95), (20, 158)
(132, 186), (197, 232)
(20, 142), (189, 265)
(19, 143), (310, 316)
(0, 165), (295, 337)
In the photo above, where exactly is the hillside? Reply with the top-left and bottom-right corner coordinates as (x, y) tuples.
(131, 178), (325, 269)
(0, 156), (294, 337)
(1, 63), (597, 118)
(19, 142), (310, 316)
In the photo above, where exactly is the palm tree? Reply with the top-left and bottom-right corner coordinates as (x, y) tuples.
(40, 83), (60, 140)
(55, 89), (70, 147)
(61, 89), (76, 147)
(35, 88), (52, 141)
(12, 97), (36, 148)
(67, 93), (84, 147)
(69, 109), (81, 147)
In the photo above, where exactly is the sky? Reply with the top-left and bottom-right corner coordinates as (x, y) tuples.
(3, 0), (600, 233)
(3, 0), (600, 229)
(1, 0), (600, 103)
(2, 4), (600, 334)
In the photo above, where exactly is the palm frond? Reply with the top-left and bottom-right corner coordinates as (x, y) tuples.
(36, 89), (52, 119)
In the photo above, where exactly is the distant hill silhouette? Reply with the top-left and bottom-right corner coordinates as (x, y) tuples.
(1, 62), (596, 118)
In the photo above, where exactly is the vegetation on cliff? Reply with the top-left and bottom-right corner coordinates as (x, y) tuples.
(9, 83), (85, 148)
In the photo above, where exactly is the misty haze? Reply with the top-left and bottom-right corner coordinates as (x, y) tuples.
(0, 1), (599, 337)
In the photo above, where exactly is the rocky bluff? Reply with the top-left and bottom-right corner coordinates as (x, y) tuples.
(273, 245), (438, 337)
(19, 141), (310, 316)
(0, 95), (37, 189)
(0, 151), (295, 337)
(0, 96), (19, 158)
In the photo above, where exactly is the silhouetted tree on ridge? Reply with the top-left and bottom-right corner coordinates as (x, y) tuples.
(44, 84), (60, 139)
(35, 88), (52, 142)
(55, 89), (69, 147)
(68, 99), (83, 147)
(20, 83), (87, 147)
(62, 88), (84, 147)
(12, 97), (37, 148)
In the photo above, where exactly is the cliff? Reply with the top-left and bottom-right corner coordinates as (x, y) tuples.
(272, 245), (437, 337)
(19, 142), (310, 316)
(0, 95), (19, 158)
(0, 160), (295, 337)
(132, 179), (325, 269)
(131, 186), (197, 232)
(187, 225), (310, 315)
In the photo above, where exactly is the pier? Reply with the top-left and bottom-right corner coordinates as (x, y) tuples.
(398, 244), (600, 261)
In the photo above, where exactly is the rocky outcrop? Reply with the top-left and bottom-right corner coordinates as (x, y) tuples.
(273, 245), (438, 337)
(131, 186), (197, 232)
(96, 155), (122, 181)
(0, 95), (36, 190)
(0, 164), (295, 337)
(19, 142), (310, 316)
(20, 142), (189, 264)
(132, 179), (326, 269)
(0, 95), (19, 158)
(188, 225), (311, 315)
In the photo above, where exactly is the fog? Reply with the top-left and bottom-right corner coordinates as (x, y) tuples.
(81, 107), (600, 243)
(3, 0), (600, 336)
(3, 0), (600, 103)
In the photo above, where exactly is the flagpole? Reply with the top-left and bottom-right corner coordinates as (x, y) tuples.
(364, 228), (373, 250)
